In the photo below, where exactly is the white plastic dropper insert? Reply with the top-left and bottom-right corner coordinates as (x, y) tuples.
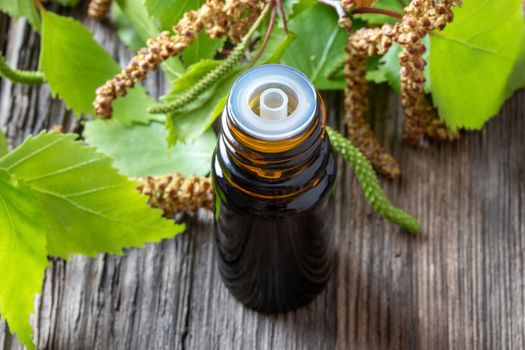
(227, 64), (317, 141)
(259, 88), (289, 120)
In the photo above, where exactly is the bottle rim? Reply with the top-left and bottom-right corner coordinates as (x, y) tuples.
(227, 64), (317, 141)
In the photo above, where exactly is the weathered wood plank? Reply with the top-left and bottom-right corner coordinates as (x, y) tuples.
(0, 5), (524, 350)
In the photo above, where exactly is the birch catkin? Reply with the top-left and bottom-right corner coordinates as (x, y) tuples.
(93, 0), (265, 118)
(137, 174), (214, 217)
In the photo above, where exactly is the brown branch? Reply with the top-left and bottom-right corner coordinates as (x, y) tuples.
(252, 4), (276, 64)
(34, 0), (44, 11)
(351, 7), (403, 20)
(275, 0), (288, 33)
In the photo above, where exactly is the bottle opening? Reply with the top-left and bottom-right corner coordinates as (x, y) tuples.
(248, 83), (299, 120)
(260, 88), (288, 120)
(227, 64), (317, 141)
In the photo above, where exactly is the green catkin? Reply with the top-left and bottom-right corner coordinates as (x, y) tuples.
(326, 126), (421, 233)
(0, 53), (45, 84)
(147, 47), (244, 114)
(148, 2), (271, 115)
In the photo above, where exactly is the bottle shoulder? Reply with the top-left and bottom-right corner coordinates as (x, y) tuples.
(212, 143), (337, 217)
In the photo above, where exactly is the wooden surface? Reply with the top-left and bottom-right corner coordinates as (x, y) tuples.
(1, 5), (524, 350)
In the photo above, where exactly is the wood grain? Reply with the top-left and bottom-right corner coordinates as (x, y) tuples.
(0, 5), (524, 349)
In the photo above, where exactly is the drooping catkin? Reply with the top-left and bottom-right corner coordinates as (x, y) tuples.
(148, 1), (271, 115)
(88, 0), (112, 20)
(395, 0), (459, 144)
(341, 0), (461, 151)
(345, 26), (400, 179)
(399, 42), (435, 144)
(137, 174), (214, 217)
(327, 126), (421, 233)
(93, 0), (265, 118)
(425, 117), (460, 142)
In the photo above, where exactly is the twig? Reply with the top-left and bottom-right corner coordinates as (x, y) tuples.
(275, 0), (288, 33)
(251, 4), (277, 64)
(351, 7), (403, 20)
(34, 0), (44, 11)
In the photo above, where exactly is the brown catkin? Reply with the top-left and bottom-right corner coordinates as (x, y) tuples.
(395, 0), (459, 144)
(137, 174), (214, 217)
(345, 26), (400, 179)
(342, 0), (461, 152)
(88, 0), (112, 20)
(425, 117), (460, 142)
(399, 42), (435, 144)
(93, 0), (264, 118)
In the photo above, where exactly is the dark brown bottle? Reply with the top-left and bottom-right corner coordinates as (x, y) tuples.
(211, 64), (336, 313)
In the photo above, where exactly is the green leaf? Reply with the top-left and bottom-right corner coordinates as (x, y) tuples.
(113, 87), (165, 124)
(40, 10), (119, 115)
(0, 0), (40, 31)
(255, 26), (297, 64)
(281, 4), (347, 89)
(0, 130), (7, 157)
(145, 0), (202, 31)
(429, 0), (525, 129)
(0, 170), (47, 350)
(0, 132), (184, 259)
(116, 0), (186, 80)
(366, 37), (430, 94)
(283, 0), (314, 18)
(84, 119), (216, 177)
(281, 0), (300, 15)
(165, 64), (240, 144)
(366, 44), (401, 92)
(112, 3), (145, 51)
(40, 10), (160, 124)
(182, 32), (225, 67)
(116, 0), (158, 39)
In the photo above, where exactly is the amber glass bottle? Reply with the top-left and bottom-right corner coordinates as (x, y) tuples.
(211, 64), (336, 313)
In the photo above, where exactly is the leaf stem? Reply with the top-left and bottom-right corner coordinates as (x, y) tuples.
(252, 5), (277, 64)
(351, 7), (403, 20)
(0, 53), (45, 85)
(275, 0), (288, 33)
(147, 2), (273, 115)
(326, 126), (421, 233)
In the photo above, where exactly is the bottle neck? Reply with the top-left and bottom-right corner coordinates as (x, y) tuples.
(215, 93), (330, 202)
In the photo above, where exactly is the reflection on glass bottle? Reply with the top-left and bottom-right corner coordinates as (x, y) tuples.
(212, 64), (337, 313)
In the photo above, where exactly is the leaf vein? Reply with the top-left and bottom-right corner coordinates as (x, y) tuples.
(1, 137), (65, 171)
(33, 187), (160, 231)
(23, 158), (106, 183)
